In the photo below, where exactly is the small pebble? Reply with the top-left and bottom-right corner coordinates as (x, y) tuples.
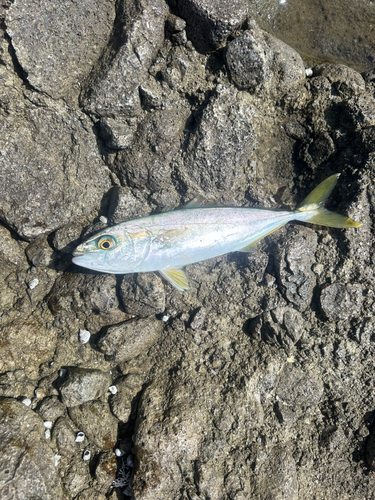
(83, 450), (91, 461)
(21, 397), (32, 407)
(108, 385), (118, 395)
(162, 315), (170, 322)
(34, 388), (45, 399)
(44, 421), (53, 429)
(115, 448), (125, 457)
(59, 368), (67, 378)
(44, 429), (51, 440)
(75, 431), (85, 443)
(305, 68), (313, 77)
(54, 454), (61, 467)
(79, 329), (91, 344)
(28, 278), (39, 289)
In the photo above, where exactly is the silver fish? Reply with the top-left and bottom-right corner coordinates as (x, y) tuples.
(72, 174), (361, 291)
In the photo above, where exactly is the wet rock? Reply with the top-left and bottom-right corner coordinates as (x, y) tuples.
(170, 0), (248, 52)
(120, 273), (166, 317)
(0, 95), (111, 240)
(98, 317), (164, 363)
(109, 373), (144, 422)
(276, 226), (318, 311)
(82, 0), (168, 117)
(68, 401), (118, 450)
(59, 368), (112, 407)
(343, 94), (375, 129)
(319, 282), (363, 321)
(314, 64), (366, 97)
(6, 0), (115, 103)
(183, 85), (255, 195)
(0, 398), (65, 499)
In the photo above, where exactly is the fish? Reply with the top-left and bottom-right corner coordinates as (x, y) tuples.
(72, 174), (361, 291)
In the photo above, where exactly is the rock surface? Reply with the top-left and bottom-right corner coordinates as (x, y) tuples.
(1, 2), (375, 499)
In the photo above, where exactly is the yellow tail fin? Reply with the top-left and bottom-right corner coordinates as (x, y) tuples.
(296, 174), (362, 228)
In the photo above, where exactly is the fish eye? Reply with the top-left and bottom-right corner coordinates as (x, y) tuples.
(97, 235), (116, 251)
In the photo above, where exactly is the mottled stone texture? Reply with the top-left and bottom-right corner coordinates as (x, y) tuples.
(1, 0), (375, 498)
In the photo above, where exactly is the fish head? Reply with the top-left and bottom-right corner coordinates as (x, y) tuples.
(72, 228), (136, 274)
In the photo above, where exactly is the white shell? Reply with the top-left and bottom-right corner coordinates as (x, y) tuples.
(44, 421), (53, 429)
(34, 388), (45, 399)
(28, 278), (39, 289)
(79, 329), (91, 344)
(108, 385), (118, 395)
(44, 429), (51, 440)
(54, 454), (61, 467)
(59, 368), (67, 378)
(305, 68), (313, 77)
(83, 450), (91, 461)
(99, 216), (108, 224)
(115, 448), (125, 457)
(162, 315), (170, 322)
(75, 431), (85, 443)
(21, 398), (32, 407)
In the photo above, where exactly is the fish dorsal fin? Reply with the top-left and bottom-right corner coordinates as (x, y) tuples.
(184, 195), (217, 209)
(159, 268), (189, 291)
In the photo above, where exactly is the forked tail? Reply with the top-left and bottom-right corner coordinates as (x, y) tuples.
(295, 173), (362, 228)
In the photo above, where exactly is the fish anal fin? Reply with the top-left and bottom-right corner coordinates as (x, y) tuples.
(238, 225), (285, 253)
(159, 268), (189, 291)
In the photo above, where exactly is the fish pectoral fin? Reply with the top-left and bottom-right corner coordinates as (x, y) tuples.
(159, 268), (189, 291)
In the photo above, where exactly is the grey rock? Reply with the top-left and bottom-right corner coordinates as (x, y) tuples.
(52, 416), (79, 457)
(319, 282), (364, 321)
(183, 85), (255, 195)
(225, 25), (305, 93)
(98, 317), (164, 363)
(0, 94), (112, 240)
(62, 463), (91, 498)
(115, 104), (190, 191)
(47, 273), (127, 333)
(314, 64), (366, 97)
(170, 0), (249, 52)
(36, 396), (66, 421)
(0, 225), (26, 266)
(82, 0), (168, 117)
(6, 0), (115, 103)
(99, 117), (138, 149)
(108, 186), (151, 224)
(59, 368), (112, 407)
(255, 444), (298, 500)
(52, 223), (85, 253)
(93, 451), (118, 492)
(25, 237), (56, 267)
(0, 398), (65, 499)
(109, 373), (144, 422)
(249, 306), (305, 349)
(68, 400), (118, 450)
(76, 489), (107, 500)
(225, 28), (272, 91)
(276, 226), (318, 311)
(120, 273), (166, 317)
